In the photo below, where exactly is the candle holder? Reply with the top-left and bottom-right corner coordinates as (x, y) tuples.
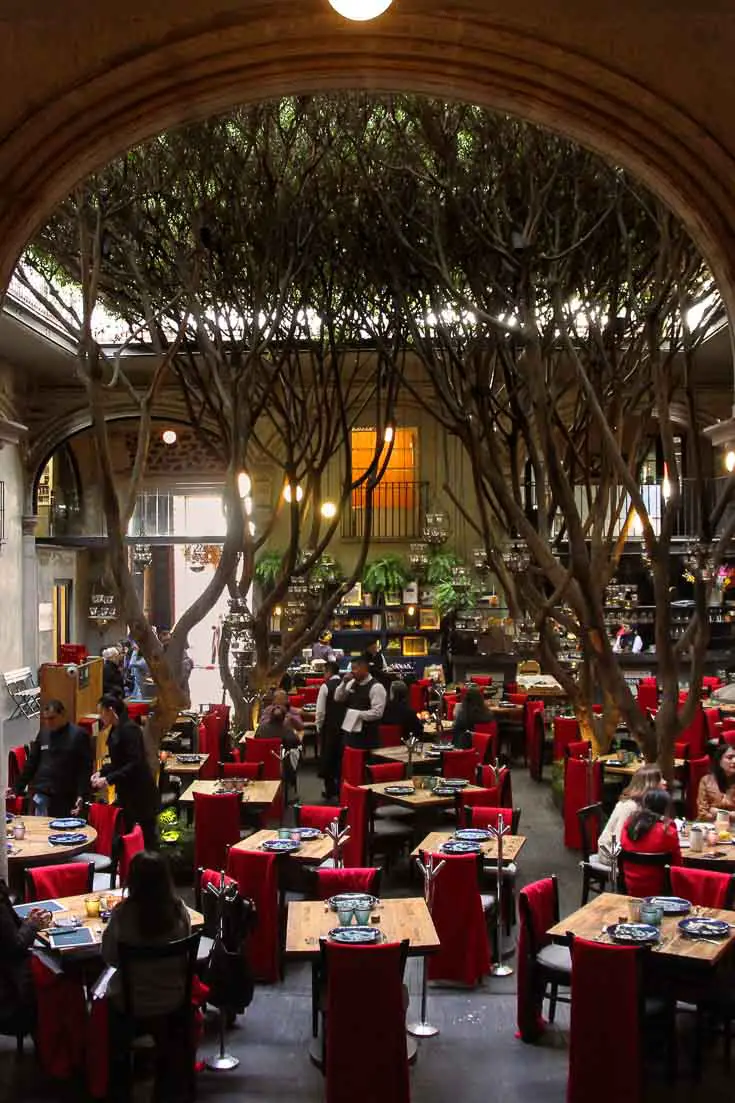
(403, 735), (421, 779)
(487, 812), (513, 976)
(271, 744), (303, 804)
(324, 819), (350, 868)
(407, 854), (446, 1038)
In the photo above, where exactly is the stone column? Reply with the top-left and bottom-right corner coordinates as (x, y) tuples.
(21, 514), (39, 673)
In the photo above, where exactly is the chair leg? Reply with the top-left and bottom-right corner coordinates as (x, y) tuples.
(548, 983), (558, 1024)
(311, 963), (319, 1038)
(581, 867), (590, 907)
(15, 1032), (24, 1057)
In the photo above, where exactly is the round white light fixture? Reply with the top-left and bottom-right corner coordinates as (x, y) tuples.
(726, 450), (735, 473)
(284, 483), (304, 504)
(384, 425), (395, 443)
(328, 0), (393, 19)
(161, 429), (177, 445)
(237, 471), (252, 498)
(321, 501), (338, 520)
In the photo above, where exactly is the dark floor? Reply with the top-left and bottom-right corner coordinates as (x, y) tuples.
(1, 719), (733, 1101)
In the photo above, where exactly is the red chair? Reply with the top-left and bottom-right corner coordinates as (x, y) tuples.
(723, 718), (735, 733)
(668, 865), (735, 909)
(568, 938), (642, 1103)
(306, 677), (325, 686)
(312, 867), (382, 900)
(636, 683), (658, 714)
(300, 686), (320, 706)
(340, 781), (369, 867)
(564, 758), (603, 849)
(704, 707), (722, 742)
(408, 678), (431, 713)
(723, 730), (735, 749)
(441, 748), (479, 784)
(289, 693), (306, 711)
(678, 689), (689, 705)
(295, 804), (348, 832)
(8, 744), (27, 788)
(684, 756), (711, 820)
(703, 676), (723, 694)
(85, 801), (123, 871)
(126, 702), (150, 724)
(517, 876), (570, 1042)
(444, 694), (459, 721)
(323, 940), (410, 1103)
(366, 762), (405, 783)
(674, 740), (690, 760)
(553, 716), (580, 760)
(243, 737), (282, 780)
(116, 824), (145, 887)
(341, 747), (367, 787)
(470, 675), (493, 687)
(197, 716), (223, 781)
(471, 723), (498, 763)
(226, 847), (280, 983)
(565, 740), (592, 759)
(477, 764), (512, 807)
(421, 851), (491, 985)
(26, 861), (94, 901)
(507, 692), (528, 706)
(526, 700), (546, 780)
(193, 792), (241, 873)
(220, 761), (263, 780)
(678, 706), (707, 758)
(378, 724), (404, 747)
(466, 805), (520, 834)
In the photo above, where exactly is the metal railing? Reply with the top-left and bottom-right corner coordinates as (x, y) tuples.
(341, 480), (429, 541)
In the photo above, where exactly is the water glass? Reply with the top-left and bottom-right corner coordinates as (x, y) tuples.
(640, 903), (663, 927)
(12, 821), (25, 840)
(337, 908), (354, 927)
(627, 898), (642, 923)
(278, 828), (291, 840)
(354, 907), (371, 926)
(84, 896), (100, 918)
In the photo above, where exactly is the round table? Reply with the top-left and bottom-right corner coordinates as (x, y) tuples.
(7, 816), (97, 869)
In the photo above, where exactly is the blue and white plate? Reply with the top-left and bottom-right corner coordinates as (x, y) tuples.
(607, 923), (660, 945)
(644, 896), (691, 916)
(261, 839), (301, 854)
(433, 787), (459, 797)
(294, 827), (322, 840)
(678, 917), (730, 940)
(328, 893), (378, 912)
(383, 785), (415, 796)
(48, 832), (88, 846)
(175, 754), (202, 763)
(49, 818), (86, 830)
(443, 778), (470, 788)
(441, 840), (481, 855)
(328, 925), (381, 944)
(455, 828), (492, 842)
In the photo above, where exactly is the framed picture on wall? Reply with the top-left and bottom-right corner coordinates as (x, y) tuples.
(419, 608), (441, 630)
(385, 611), (405, 630)
(343, 582), (362, 607)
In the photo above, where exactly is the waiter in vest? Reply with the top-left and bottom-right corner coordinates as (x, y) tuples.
(315, 660), (347, 800)
(334, 656), (387, 772)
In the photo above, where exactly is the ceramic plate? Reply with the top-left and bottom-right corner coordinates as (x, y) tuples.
(678, 917), (730, 939)
(48, 832), (88, 846)
(260, 839), (301, 854)
(294, 827), (322, 840)
(644, 896), (691, 916)
(328, 926), (381, 944)
(433, 787), (459, 797)
(383, 785), (415, 796)
(607, 923), (660, 945)
(455, 828), (493, 842)
(48, 818), (87, 830)
(430, 744), (453, 754)
(441, 840), (482, 854)
(328, 894), (378, 912)
(175, 754), (202, 763)
(604, 760), (625, 768)
(442, 778), (469, 788)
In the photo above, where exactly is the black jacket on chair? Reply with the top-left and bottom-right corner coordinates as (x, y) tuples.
(100, 720), (160, 822)
(0, 882), (36, 1030)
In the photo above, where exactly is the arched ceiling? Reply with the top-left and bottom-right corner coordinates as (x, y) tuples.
(1, 1), (735, 322)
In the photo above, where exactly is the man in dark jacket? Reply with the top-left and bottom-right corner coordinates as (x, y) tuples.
(12, 699), (92, 817)
(315, 660), (347, 799)
(91, 694), (160, 849)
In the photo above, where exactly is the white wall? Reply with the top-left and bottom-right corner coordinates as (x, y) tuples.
(36, 546), (79, 664)
(0, 442), (25, 718)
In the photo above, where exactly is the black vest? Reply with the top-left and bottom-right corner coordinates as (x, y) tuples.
(345, 677), (380, 748)
(323, 675), (347, 735)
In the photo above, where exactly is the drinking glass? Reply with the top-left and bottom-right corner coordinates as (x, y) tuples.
(337, 908), (354, 927)
(278, 828), (291, 840)
(354, 907), (371, 926)
(84, 896), (100, 918)
(627, 898), (642, 923)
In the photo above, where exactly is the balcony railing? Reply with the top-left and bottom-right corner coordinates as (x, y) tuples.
(341, 481), (429, 541)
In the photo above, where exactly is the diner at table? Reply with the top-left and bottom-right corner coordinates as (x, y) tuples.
(697, 743), (735, 820)
(597, 763), (667, 865)
(619, 790), (683, 895)
(451, 685), (495, 749)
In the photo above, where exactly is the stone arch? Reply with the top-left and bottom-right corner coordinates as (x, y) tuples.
(1, 3), (735, 325)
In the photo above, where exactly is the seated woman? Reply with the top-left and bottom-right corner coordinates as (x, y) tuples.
(597, 764), (666, 865)
(0, 881), (49, 1038)
(697, 744), (735, 822)
(381, 680), (423, 742)
(620, 790), (682, 896)
(452, 685), (494, 750)
(255, 703), (300, 784)
(260, 689), (304, 734)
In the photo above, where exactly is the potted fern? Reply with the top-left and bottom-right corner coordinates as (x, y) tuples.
(254, 549), (284, 595)
(362, 554), (410, 606)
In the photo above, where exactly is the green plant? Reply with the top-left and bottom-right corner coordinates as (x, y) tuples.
(309, 554), (344, 589)
(432, 578), (479, 618)
(362, 554), (410, 595)
(254, 549), (284, 592)
(425, 548), (463, 585)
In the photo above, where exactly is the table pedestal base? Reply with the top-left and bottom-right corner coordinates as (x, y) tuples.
(309, 1034), (418, 1069)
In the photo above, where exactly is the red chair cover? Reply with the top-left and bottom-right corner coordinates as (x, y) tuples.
(30, 956), (86, 1080)
(301, 686), (320, 706)
(469, 675), (493, 687)
(423, 851), (490, 984)
(516, 877), (556, 1042)
(197, 718), (222, 780)
(636, 684), (658, 713)
(88, 802), (123, 857)
(507, 692), (528, 706)
(7, 794), (25, 814)
(289, 693), (306, 710)
(207, 703), (231, 724)
(467, 806), (514, 831)
(126, 701), (150, 723)
(568, 937), (641, 1103)
(442, 748), (479, 783)
(306, 677), (325, 686)
(592, 704), (603, 715)
(678, 707), (707, 758)
(526, 701), (545, 781)
(674, 740), (690, 760)
(200, 868), (237, 893)
(408, 680), (429, 713)
(193, 793), (241, 873)
(678, 690), (689, 705)
(314, 867), (381, 899)
(472, 723), (498, 763)
(118, 824), (145, 886)
(226, 847), (280, 983)
(461, 785), (500, 822)
(444, 694), (459, 721)
(367, 762), (405, 783)
(340, 781), (368, 867)
(244, 737), (282, 780)
(378, 724), (404, 747)
(27, 861), (91, 901)
(723, 717), (735, 732)
(724, 730), (735, 749)
(565, 740), (591, 759)
(298, 804), (347, 831)
(553, 716), (580, 760)
(703, 676), (722, 692)
(563, 758), (602, 849)
(325, 940), (409, 1103)
(221, 761), (263, 779)
(704, 707), (721, 741)
(669, 866), (731, 908)
(8, 744), (27, 787)
(685, 755), (711, 820)
(341, 747), (367, 787)
(477, 764), (512, 807)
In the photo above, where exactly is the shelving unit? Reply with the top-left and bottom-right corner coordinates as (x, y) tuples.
(330, 603), (442, 674)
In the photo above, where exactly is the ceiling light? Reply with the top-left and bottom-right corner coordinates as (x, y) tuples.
(248, 522), (256, 537)
(725, 451), (735, 473)
(284, 483), (304, 504)
(384, 425), (395, 443)
(328, 0), (393, 20)
(237, 471), (252, 498)
(161, 429), (177, 445)
(321, 501), (338, 520)
(244, 496), (254, 517)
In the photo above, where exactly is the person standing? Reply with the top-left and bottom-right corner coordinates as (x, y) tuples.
(315, 660), (347, 799)
(311, 630), (335, 663)
(102, 647), (125, 698)
(334, 657), (387, 753)
(363, 639), (389, 687)
(91, 695), (160, 849)
(11, 700), (92, 817)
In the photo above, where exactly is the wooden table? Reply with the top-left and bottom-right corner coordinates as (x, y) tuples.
(231, 829), (333, 865)
(599, 754), (686, 779)
(547, 892), (735, 966)
(29, 890), (203, 958)
(179, 778), (282, 809)
(285, 897), (440, 958)
(161, 752), (209, 776)
(238, 728), (305, 744)
(681, 837), (735, 871)
(411, 830), (527, 862)
(360, 780), (486, 810)
(7, 817), (97, 868)
(371, 744), (440, 766)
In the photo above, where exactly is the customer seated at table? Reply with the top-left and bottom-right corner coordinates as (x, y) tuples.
(260, 688), (304, 734)
(255, 702), (301, 783)
(597, 764), (666, 865)
(452, 685), (493, 749)
(382, 680), (424, 742)
(0, 880), (50, 1038)
(620, 790), (682, 893)
(697, 744), (735, 821)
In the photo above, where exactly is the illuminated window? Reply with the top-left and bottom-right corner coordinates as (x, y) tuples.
(351, 428), (418, 508)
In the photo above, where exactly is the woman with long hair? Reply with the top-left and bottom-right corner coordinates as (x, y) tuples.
(620, 789), (682, 896)
(597, 763), (666, 865)
(452, 686), (493, 750)
(697, 744), (735, 821)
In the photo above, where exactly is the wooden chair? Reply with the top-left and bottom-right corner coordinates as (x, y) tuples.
(617, 848), (674, 897)
(517, 875), (571, 1032)
(576, 803), (609, 905)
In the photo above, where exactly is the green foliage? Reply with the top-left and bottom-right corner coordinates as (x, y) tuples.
(362, 554), (410, 595)
(425, 548), (463, 585)
(255, 550), (284, 592)
(432, 578), (479, 618)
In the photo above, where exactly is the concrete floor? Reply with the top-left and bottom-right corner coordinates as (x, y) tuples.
(1, 721), (733, 1101)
